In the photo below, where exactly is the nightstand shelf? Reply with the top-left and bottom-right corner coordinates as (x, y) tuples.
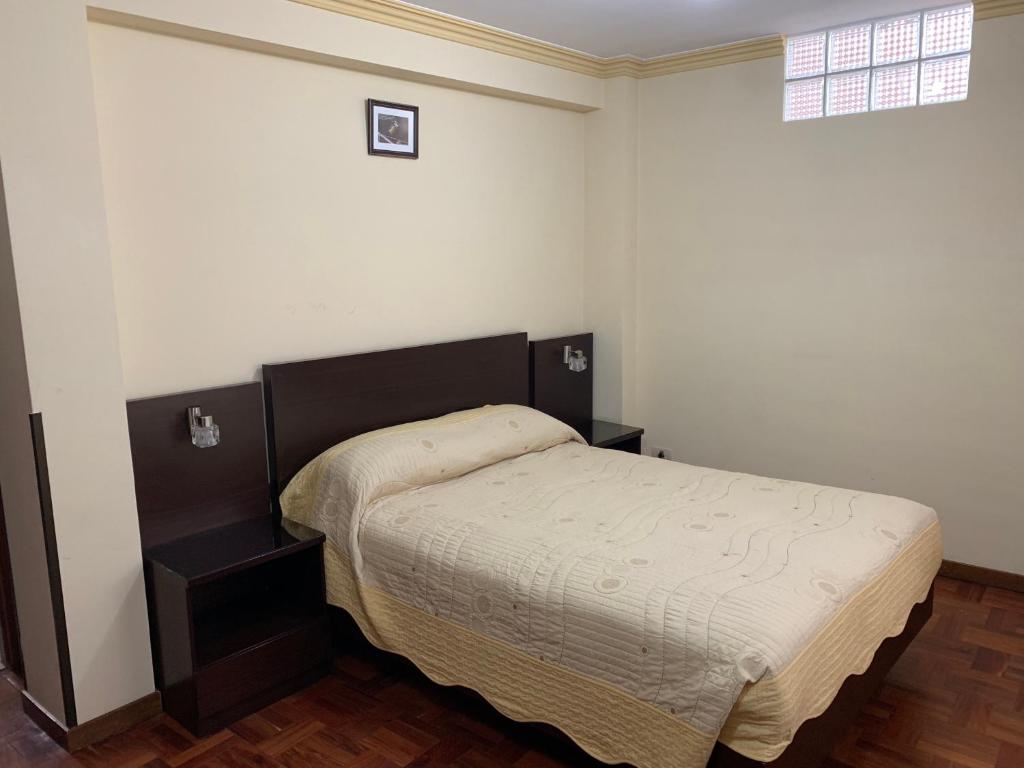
(144, 516), (330, 736)
(190, 554), (323, 667)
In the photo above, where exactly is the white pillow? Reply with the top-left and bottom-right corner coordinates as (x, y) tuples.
(280, 404), (584, 537)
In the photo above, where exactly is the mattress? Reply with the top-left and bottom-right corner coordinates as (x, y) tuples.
(281, 405), (941, 768)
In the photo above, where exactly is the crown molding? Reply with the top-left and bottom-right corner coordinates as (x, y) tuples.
(290, 0), (607, 76)
(289, 0), (1022, 79)
(974, 0), (1024, 20)
(289, 0), (784, 78)
(634, 36), (785, 78)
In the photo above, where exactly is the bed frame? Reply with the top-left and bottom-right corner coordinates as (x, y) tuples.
(261, 332), (933, 768)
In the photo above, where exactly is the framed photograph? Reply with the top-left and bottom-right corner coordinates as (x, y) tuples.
(366, 99), (419, 158)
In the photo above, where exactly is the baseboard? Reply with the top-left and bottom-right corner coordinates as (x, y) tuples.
(22, 689), (162, 752)
(940, 559), (1024, 593)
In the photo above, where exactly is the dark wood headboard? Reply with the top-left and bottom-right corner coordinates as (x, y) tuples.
(126, 382), (270, 549)
(262, 333), (529, 496)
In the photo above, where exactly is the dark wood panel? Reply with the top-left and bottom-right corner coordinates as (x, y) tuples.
(144, 561), (193, 689)
(126, 383), (269, 549)
(8, 576), (1016, 768)
(263, 333), (529, 497)
(528, 333), (593, 432)
(28, 412), (76, 728)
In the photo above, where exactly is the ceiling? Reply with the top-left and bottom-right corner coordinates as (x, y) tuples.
(407, 0), (941, 59)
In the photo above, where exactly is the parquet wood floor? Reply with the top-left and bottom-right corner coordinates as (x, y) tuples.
(1, 576), (1021, 767)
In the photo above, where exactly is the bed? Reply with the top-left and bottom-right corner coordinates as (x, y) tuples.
(262, 333), (940, 768)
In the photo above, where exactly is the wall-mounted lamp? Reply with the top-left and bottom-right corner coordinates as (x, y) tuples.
(187, 406), (220, 448)
(563, 345), (588, 373)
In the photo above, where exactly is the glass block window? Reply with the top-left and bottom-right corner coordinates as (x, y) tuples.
(923, 5), (974, 57)
(827, 70), (870, 116)
(828, 24), (872, 72)
(784, 3), (973, 122)
(786, 32), (826, 79)
(872, 63), (919, 110)
(785, 77), (825, 121)
(874, 15), (921, 65)
(920, 53), (971, 104)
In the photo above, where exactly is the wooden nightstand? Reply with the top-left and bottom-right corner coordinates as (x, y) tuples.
(582, 420), (644, 454)
(143, 516), (331, 736)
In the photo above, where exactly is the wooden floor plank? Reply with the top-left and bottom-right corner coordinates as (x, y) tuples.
(2, 575), (1022, 767)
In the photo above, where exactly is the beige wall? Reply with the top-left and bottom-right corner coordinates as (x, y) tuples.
(635, 15), (1024, 573)
(0, 162), (67, 722)
(87, 0), (604, 112)
(583, 77), (639, 423)
(88, 22), (586, 398)
(0, 0), (153, 725)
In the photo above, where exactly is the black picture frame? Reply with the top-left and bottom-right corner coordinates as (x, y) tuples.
(366, 99), (419, 159)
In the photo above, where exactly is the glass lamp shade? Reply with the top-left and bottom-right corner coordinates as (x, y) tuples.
(191, 420), (220, 448)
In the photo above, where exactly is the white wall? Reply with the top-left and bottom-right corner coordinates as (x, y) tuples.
(635, 15), (1024, 573)
(88, 22), (587, 397)
(0, 0), (153, 725)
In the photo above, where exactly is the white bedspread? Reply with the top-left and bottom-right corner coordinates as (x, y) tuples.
(281, 405), (941, 767)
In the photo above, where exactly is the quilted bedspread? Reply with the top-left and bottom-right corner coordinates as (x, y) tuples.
(281, 405), (941, 768)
